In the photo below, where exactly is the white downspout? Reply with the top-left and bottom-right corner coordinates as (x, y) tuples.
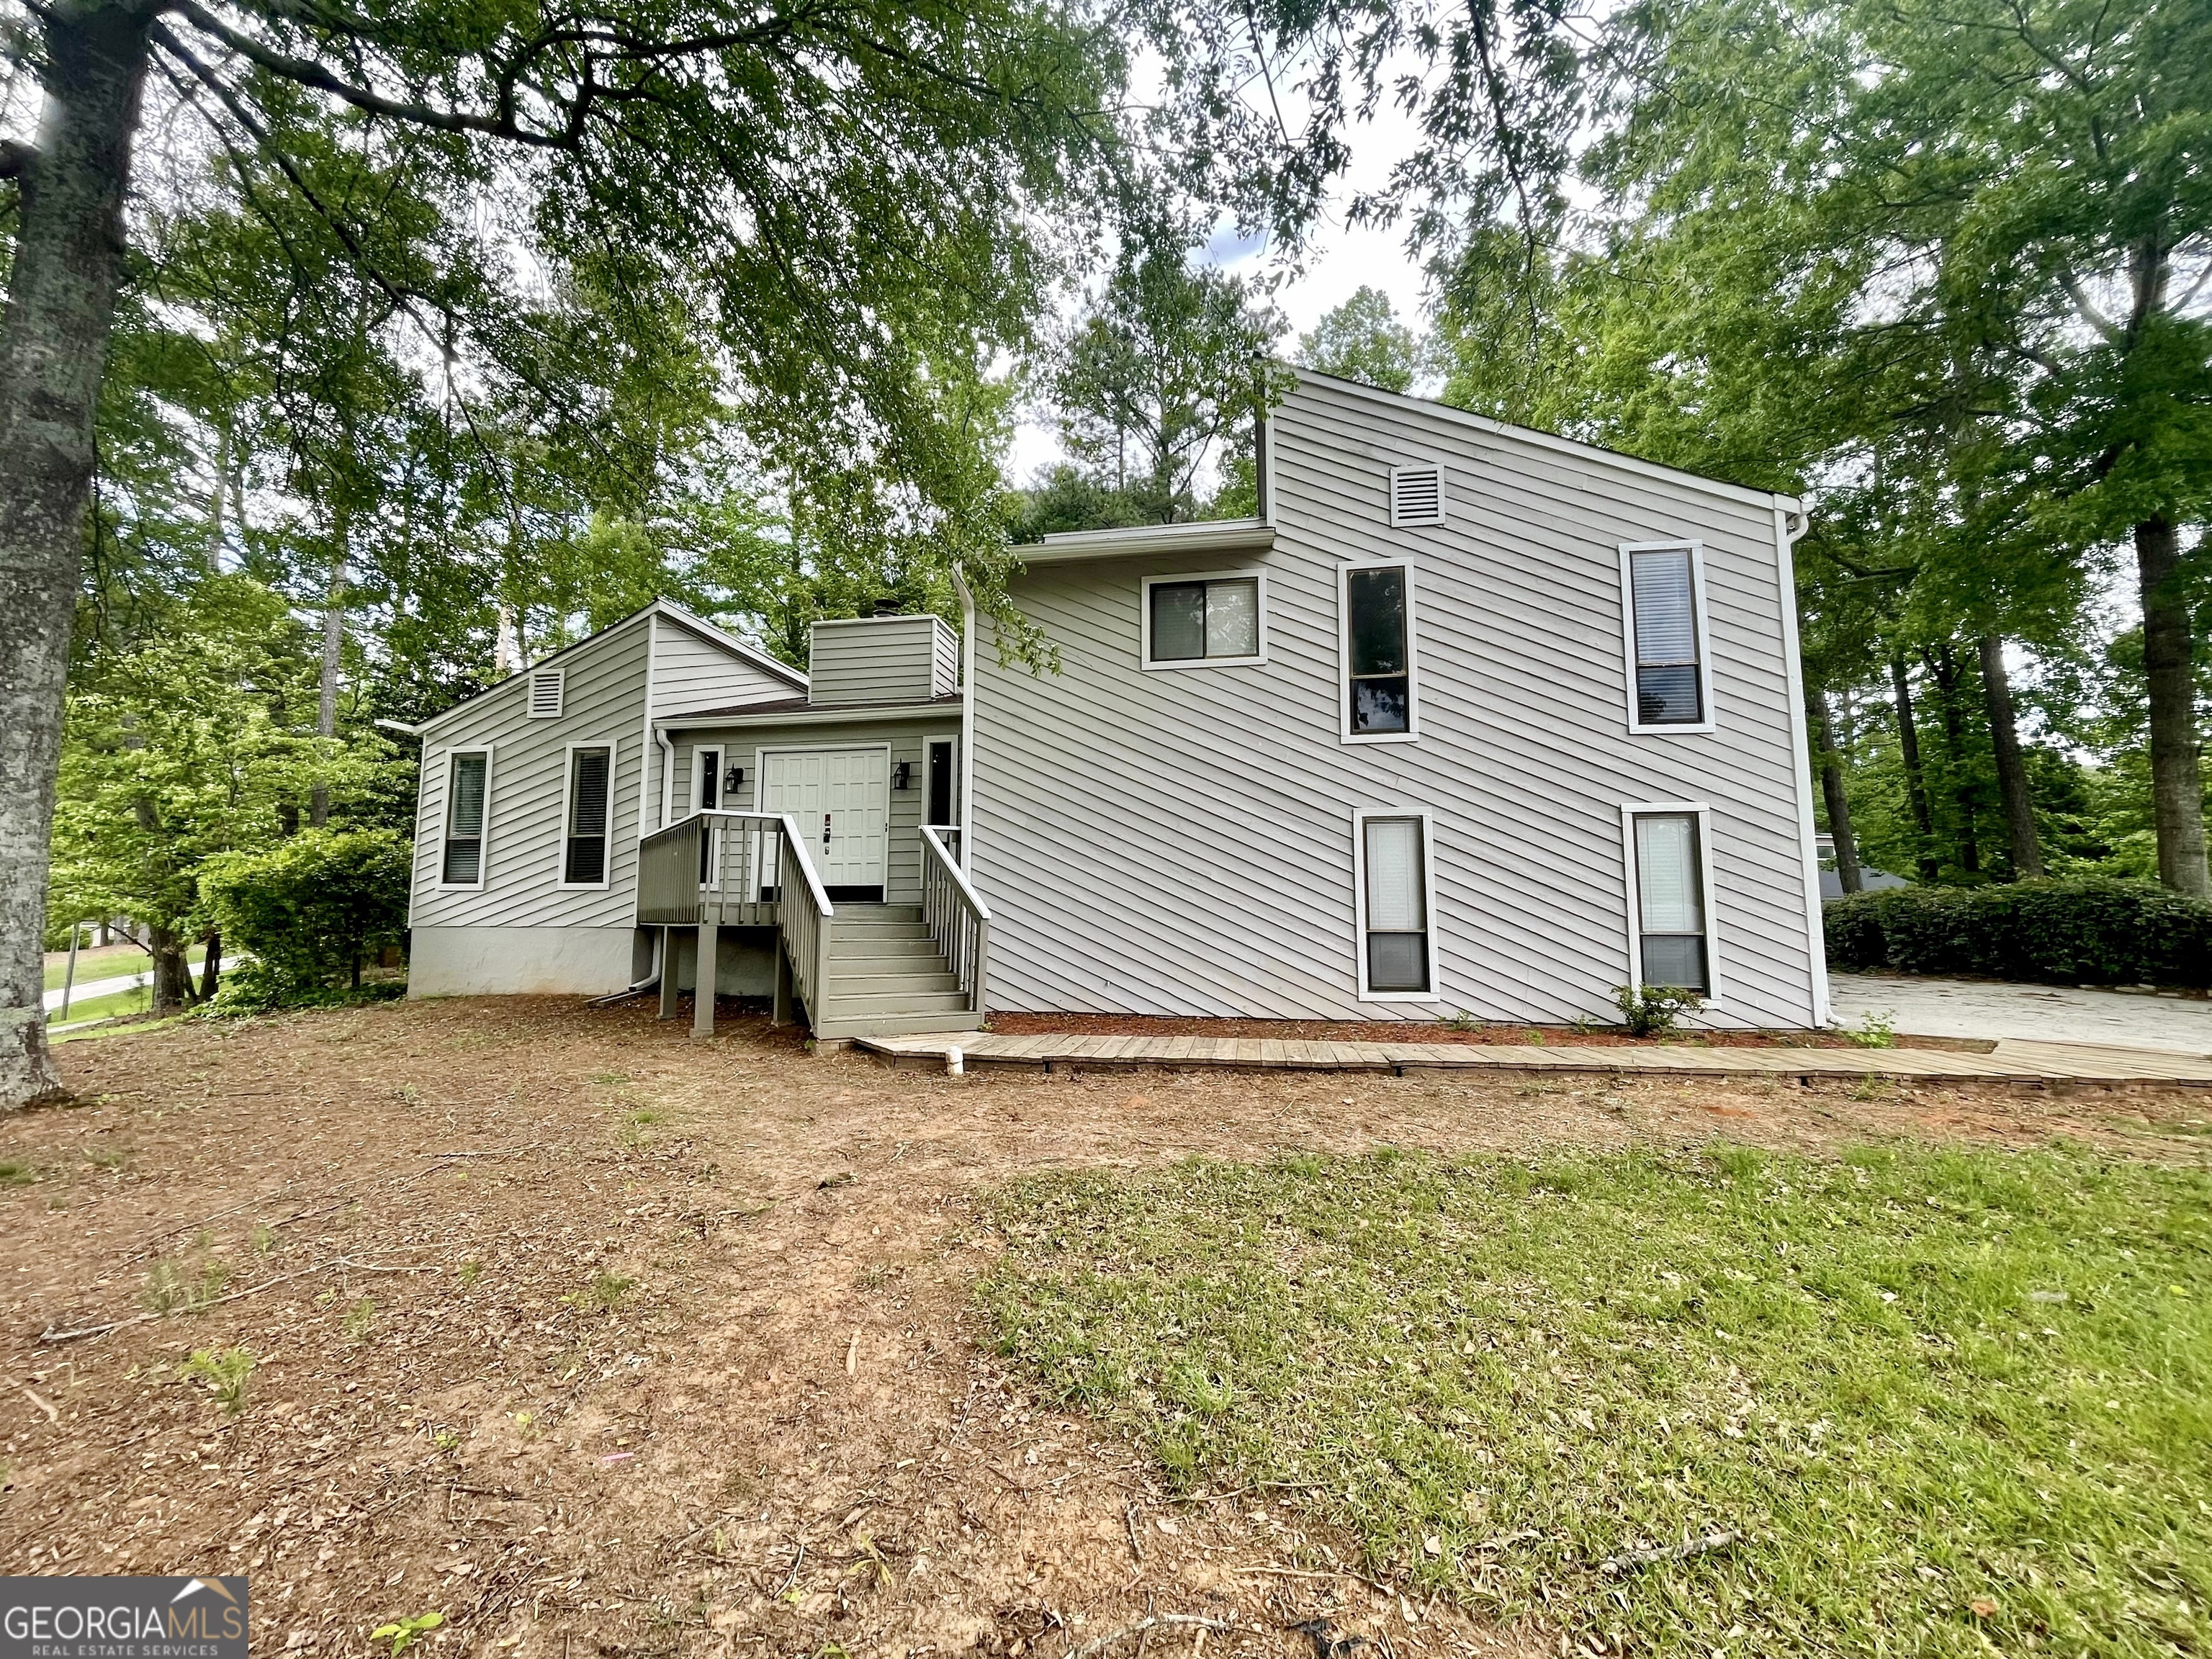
(1772, 500), (1827, 1029)
(950, 565), (979, 873)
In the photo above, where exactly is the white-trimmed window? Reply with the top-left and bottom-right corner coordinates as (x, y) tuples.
(439, 747), (492, 889)
(1339, 560), (1417, 741)
(1623, 803), (1717, 994)
(559, 743), (615, 888)
(1354, 809), (1438, 999)
(1620, 541), (1712, 732)
(1142, 571), (1264, 667)
(528, 668), (565, 719)
(1389, 464), (1445, 526)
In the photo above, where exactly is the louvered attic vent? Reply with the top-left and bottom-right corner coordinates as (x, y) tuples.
(527, 668), (565, 719)
(1390, 464), (1446, 527)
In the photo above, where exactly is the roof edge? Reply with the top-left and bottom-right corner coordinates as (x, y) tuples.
(1023, 518), (1275, 565)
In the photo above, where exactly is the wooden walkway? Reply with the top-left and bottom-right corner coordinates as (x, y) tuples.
(855, 1030), (2212, 1087)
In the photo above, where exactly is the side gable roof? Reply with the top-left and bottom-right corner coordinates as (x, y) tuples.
(414, 599), (805, 734)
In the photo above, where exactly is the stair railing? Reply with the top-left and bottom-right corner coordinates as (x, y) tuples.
(775, 814), (835, 1029)
(919, 824), (989, 1014)
(637, 810), (792, 927)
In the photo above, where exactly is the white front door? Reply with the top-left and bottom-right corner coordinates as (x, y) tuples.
(759, 747), (889, 893)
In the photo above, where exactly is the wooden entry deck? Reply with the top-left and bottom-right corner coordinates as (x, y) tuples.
(855, 1031), (2212, 1087)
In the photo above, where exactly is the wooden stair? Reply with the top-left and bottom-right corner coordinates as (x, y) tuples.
(811, 904), (985, 1038)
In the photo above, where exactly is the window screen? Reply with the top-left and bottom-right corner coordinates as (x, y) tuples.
(442, 752), (487, 885)
(1363, 816), (1430, 993)
(1635, 811), (1709, 992)
(564, 746), (613, 886)
(1149, 577), (1259, 662)
(1630, 547), (1703, 724)
(1346, 565), (1411, 734)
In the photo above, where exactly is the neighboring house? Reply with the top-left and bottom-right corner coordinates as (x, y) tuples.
(1815, 834), (1912, 901)
(403, 371), (1829, 1034)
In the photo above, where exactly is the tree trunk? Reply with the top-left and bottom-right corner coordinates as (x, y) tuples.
(147, 922), (192, 1016)
(1889, 653), (1939, 881)
(0, 4), (153, 1109)
(2137, 516), (2208, 896)
(197, 931), (221, 1003)
(1809, 685), (1863, 894)
(1977, 634), (2045, 880)
(310, 504), (346, 827)
(1926, 643), (1981, 876)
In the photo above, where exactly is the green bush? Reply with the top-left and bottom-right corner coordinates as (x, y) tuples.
(202, 829), (411, 1009)
(1824, 877), (2212, 987)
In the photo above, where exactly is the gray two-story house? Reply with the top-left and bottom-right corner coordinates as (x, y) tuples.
(403, 371), (1827, 1035)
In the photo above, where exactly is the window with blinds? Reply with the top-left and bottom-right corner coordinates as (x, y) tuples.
(1145, 575), (1262, 665)
(441, 750), (490, 886)
(1624, 544), (1707, 727)
(1360, 814), (1432, 995)
(1633, 810), (1709, 992)
(1343, 562), (1414, 737)
(562, 745), (613, 886)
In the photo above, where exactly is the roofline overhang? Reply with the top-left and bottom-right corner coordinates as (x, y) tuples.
(657, 700), (963, 732)
(1020, 518), (1276, 565)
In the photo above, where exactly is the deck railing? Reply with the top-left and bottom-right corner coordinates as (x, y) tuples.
(919, 824), (989, 1014)
(777, 824), (835, 1024)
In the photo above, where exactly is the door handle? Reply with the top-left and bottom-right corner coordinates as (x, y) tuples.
(822, 813), (832, 853)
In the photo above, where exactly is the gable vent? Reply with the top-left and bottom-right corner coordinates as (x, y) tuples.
(1390, 464), (1446, 527)
(527, 669), (565, 719)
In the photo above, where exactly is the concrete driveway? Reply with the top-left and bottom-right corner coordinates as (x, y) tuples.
(1830, 972), (2212, 1056)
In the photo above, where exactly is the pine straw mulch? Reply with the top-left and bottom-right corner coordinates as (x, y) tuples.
(978, 1014), (1919, 1049)
(1, 997), (2204, 1659)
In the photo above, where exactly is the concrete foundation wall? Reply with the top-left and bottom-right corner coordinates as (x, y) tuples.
(409, 926), (642, 997)
(662, 926), (778, 997)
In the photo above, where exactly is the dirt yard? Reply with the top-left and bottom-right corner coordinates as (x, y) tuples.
(3, 998), (2204, 1659)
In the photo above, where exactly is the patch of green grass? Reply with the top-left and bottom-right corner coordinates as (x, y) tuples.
(0, 1161), (36, 1187)
(181, 1346), (255, 1413)
(50, 984), (153, 1025)
(978, 1144), (2212, 1658)
(583, 1270), (636, 1311)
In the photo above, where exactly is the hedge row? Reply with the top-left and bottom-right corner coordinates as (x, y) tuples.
(1824, 878), (2212, 988)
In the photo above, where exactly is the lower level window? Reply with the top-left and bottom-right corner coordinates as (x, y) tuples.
(1361, 814), (1431, 994)
(564, 745), (613, 886)
(1632, 810), (1709, 992)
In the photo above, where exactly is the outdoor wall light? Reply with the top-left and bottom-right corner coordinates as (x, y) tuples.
(892, 760), (913, 790)
(724, 765), (745, 793)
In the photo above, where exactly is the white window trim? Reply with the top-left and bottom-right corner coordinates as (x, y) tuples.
(1388, 462), (1447, 527)
(1352, 806), (1443, 1004)
(923, 735), (961, 830)
(1139, 569), (1268, 670)
(1337, 557), (1421, 745)
(554, 739), (620, 891)
(435, 744), (494, 892)
(691, 743), (724, 815)
(1619, 801), (1722, 1004)
(527, 667), (565, 719)
(1619, 539), (1715, 735)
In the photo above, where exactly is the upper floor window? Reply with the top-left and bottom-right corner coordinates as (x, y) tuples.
(440, 748), (490, 888)
(561, 744), (614, 888)
(1340, 560), (1416, 741)
(1621, 541), (1712, 732)
(1143, 572), (1263, 667)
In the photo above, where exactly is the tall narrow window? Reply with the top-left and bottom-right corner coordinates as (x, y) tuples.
(927, 739), (955, 827)
(694, 747), (721, 884)
(1144, 574), (1262, 666)
(1359, 814), (1432, 996)
(563, 745), (613, 886)
(1342, 562), (1413, 738)
(441, 750), (489, 886)
(1632, 810), (1710, 992)
(1623, 543), (1707, 729)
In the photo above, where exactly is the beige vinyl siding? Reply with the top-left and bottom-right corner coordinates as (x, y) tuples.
(807, 616), (956, 706)
(413, 619), (649, 931)
(667, 713), (960, 904)
(972, 375), (1819, 1028)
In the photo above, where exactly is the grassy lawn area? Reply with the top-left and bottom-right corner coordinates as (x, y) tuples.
(48, 982), (153, 1025)
(980, 1143), (2211, 1658)
(41, 941), (204, 992)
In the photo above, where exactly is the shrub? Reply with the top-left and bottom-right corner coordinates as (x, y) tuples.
(1612, 983), (1705, 1036)
(1823, 878), (2212, 988)
(202, 829), (411, 1009)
